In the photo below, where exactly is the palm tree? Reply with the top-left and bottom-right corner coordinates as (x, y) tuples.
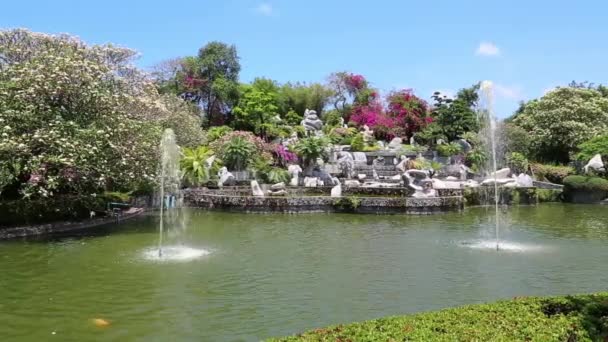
(180, 146), (214, 186)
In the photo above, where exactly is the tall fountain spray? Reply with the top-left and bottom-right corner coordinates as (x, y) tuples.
(158, 128), (181, 257)
(477, 81), (500, 250)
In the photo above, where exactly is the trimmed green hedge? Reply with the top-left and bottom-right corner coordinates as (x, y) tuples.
(531, 163), (575, 184)
(0, 195), (106, 227)
(563, 176), (608, 203)
(269, 293), (608, 341)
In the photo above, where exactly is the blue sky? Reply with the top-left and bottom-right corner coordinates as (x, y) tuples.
(2, 0), (607, 117)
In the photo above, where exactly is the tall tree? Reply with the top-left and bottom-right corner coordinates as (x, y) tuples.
(153, 41), (241, 126)
(430, 84), (480, 141)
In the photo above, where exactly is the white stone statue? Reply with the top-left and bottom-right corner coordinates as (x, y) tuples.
(362, 125), (374, 144)
(331, 181), (342, 197)
(337, 151), (355, 179)
(403, 169), (436, 198)
(396, 155), (410, 173)
(267, 182), (287, 196)
(409, 135), (416, 146)
(584, 154), (605, 174)
(251, 180), (264, 197)
(338, 117), (347, 128)
(515, 173), (533, 187)
(217, 167), (235, 187)
(287, 164), (302, 186)
(387, 137), (402, 151)
(301, 109), (323, 135)
(304, 177), (320, 187)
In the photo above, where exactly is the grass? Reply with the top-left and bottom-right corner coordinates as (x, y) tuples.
(268, 293), (608, 341)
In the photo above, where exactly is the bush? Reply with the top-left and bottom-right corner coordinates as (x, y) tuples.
(350, 133), (365, 152)
(0, 195), (105, 227)
(506, 152), (529, 174)
(206, 126), (233, 142)
(268, 293), (608, 342)
(577, 135), (608, 163)
(436, 142), (462, 157)
(180, 146), (216, 186)
(563, 175), (608, 192)
(531, 163), (575, 184)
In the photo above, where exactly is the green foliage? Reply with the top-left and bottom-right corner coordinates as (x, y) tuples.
(537, 189), (562, 202)
(180, 146), (215, 186)
(576, 135), (608, 162)
(436, 142), (462, 157)
(430, 84), (480, 141)
(0, 29), (201, 200)
(278, 82), (332, 118)
(502, 123), (531, 157)
(269, 293), (608, 342)
(563, 175), (608, 192)
(284, 109), (303, 126)
(233, 82), (280, 138)
(0, 195), (105, 227)
(350, 133), (365, 151)
(207, 126), (233, 143)
(333, 196), (361, 212)
(102, 191), (132, 203)
(506, 152), (529, 174)
(465, 149), (488, 172)
(293, 137), (329, 167)
(248, 158), (290, 184)
(220, 136), (255, 171)
(531, 163), (575, 184)
(414, 122), (446, 147)
(322, 110), (343, 128)
(513, 87), (608, 163)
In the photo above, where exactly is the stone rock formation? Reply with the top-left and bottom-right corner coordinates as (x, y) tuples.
(217, 167), (235, 187)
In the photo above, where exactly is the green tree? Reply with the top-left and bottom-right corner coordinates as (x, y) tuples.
(513, 87), (608, 163)
(155, 41), (241, 126)
(232, 82), (279, 139)
(278, 82), (332, 118)
(430, 84), (480, 142)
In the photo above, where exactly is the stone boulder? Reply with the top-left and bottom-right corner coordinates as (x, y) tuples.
(251, 180), (264, 197)
(584, 154), (605, 174)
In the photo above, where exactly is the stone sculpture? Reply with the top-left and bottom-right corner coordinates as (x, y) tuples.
(331, 181), (342, 197)
(515, 173), (533, 187)
(584, 154), (605, 174)
(267, 182), (287, 196)
(362, 125), (374, 144)
(287, 164), (302, 186)
(457, 138), (472, 154)
(387, 137), (402, 150)
(217, 167), (235, 187)
(301, 109), (323, 135)
(403, 169), (436, 198)
(283, 132), (299, 147)
(396, 155), (412, 173)
(251, 180), (264, 197)
(337, 151), (355, 179)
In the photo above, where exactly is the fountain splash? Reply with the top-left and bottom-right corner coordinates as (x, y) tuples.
(158, 129), (182, 257)
(477, 81), (501, 250)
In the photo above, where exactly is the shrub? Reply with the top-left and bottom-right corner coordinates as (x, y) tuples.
(563, 175), (608, 192)
(465, 149), (488, 172)
(180, 146), (215, 186)
(576, 135), (608, 163)
(248, 158), (290, 184)
(436, 142), (462, 157)
(0, 195), (105, 227)
(220, 137), (255, 171)
(350, 133), (365, 152)
(293, 137), (329, 168)
(531, 163), (575, 184)
(207, 126), (233, 142)
(506, 152), (529, 174)
(268, 293), (608, 342)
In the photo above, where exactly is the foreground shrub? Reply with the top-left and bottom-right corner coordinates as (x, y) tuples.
(506, 152), (529, 174)
(531, 163), (575, 184)
(563, 175), (608, 203)
(0, 195), (105, 227)
(269, 293), (608, 341)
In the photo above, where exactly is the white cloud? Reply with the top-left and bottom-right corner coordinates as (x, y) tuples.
(475, 42), (500, 57)
(254, 3), (273, 16)
(494, 83), (523, 100)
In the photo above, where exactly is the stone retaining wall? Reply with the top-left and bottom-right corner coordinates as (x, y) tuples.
(183, 189), (463, 214)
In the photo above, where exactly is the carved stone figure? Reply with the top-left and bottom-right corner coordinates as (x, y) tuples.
(387, 137), (402, 150)
(331, 181), (342, 197)
(337, 152), (355, 179)
(396, 155), (410, 173)
(287, 164), (302, 186)
(251, 180), (264, 197)
(584, 154), (605, 174)
(362, 125), (374, 144)
(301, 109), (323, 135)
(403, 169), (436, 198)
(283, 132), (299, 147)
(217, 167), (235, 187)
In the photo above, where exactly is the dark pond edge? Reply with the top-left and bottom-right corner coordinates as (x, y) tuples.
(0, 207), (145, 240)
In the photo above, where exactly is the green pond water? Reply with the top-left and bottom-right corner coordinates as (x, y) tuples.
(1, 204), (608, 341)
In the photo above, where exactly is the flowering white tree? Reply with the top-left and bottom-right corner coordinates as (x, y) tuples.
(513, 87), (608, 162)
(0, 29), (203, 199)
